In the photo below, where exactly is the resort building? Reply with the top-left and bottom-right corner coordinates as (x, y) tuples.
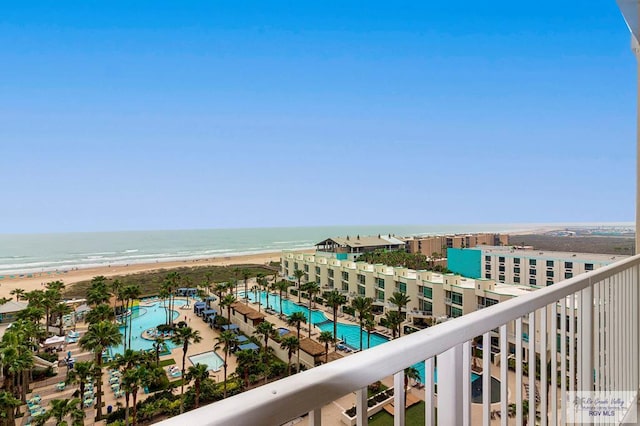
(404, 233), (509, 257)
(0, 299), (27, 324)
(447, 245), (628, 286)
(314, 235), (405, 261)
(281, 250), (535, 330)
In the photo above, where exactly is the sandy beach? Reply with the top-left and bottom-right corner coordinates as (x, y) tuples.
(0, 250), (313, 300)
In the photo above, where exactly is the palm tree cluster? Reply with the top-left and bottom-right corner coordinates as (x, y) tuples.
(357, 250), (451, 272)
(0, 320), (37, 425)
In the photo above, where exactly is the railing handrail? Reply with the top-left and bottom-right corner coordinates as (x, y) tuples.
(157, 254), (640, 426)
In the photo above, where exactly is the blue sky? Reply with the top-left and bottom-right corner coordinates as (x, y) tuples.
(0, 1), (635, 233)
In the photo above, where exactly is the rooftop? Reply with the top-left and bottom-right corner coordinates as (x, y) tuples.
(477, 245), (629, 263)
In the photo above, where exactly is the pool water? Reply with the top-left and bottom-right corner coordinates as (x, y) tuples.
(244, 291), (498, 394)
(111, 299), (188, 355)
(189, 351), (224, 371)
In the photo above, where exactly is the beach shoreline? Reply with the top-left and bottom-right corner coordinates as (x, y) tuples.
(0, 250), (313, 300)
(0, 227), (564, 300)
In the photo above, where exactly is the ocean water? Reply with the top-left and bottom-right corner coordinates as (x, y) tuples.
(0, 223), (579, 275)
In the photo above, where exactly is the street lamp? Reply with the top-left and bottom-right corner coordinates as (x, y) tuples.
(617, 0), (640, 251)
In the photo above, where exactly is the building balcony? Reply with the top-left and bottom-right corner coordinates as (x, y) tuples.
(158, 255), (640, 426)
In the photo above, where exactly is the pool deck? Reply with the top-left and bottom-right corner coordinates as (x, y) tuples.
(21, 286), (539, 425)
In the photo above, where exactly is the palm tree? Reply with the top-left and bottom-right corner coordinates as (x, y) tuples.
(253, 321), (276, 383)
(121, 368), (136, 426)
(164, 271), (181, 326)
(220, 294), (237, 325)
(383, 311), (401, 339)
(152, 336), (165, 366)
(186, 363), (210, 408)
(67, 361), (98, 410)
(318, 331), (334, 364)
(242, 269), (251, 300)
(325, 290), (347, 344)
(35, 398), (83, 426)
(86, 277), (110, 306)
(215, 331), (239, 398)
(275, 281), (289, 315)
(364, 317), (376, 349)
(124, 284), (141, 349)
(9, 289), (24, 302)
(79, 320), (122, 421)
(280, 336), (300, 376)
(0, 390), (20, 426)
(286, 312), (307, 370)
(351, 296), (372, 350)
(404, 366), (421, 407)
(85, 303), (115, 325)
(302, 282), (320, 338)
(235, 349), (260, 389)
(388, 292), (411, 337)
(293, 269), (305, 303)
(171, 326), (202, 413)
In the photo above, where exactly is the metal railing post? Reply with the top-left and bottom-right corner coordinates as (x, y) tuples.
(580, 280), (594, 395)
(437, 343), (464, 426)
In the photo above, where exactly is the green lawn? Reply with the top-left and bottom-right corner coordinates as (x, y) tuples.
(159, 358), (176, 367)
(368, 401), (425, 426)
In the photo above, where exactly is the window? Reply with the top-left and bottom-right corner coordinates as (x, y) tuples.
(514, 258), (521, 265)
(485, 273), (491, 279)
(546, 260), (554, 268)
(357, 274), (366, 285)
(342, 283), (349, 291)
(565, 272), (573, 279)
(422, 286), (433, 299)
(546, 270), (554, 277)
(397, 282), (407, 293)
(328, 278), (334, 288)
(451, 292), (463, 305)
(486, 298), (498, 306)
(376, 290), (385, 301)
(529, 278), (536, 285)
(498, 275), (505, 282)
(451, 307), (463, 318)
(529, 269), (536, 275)
(420, 300), (433, 313)
(499, 256), (505, 262)
(564, 261), (573, 269)
(315, 266), (321, 275)
(285, 260), (289, 268)
(499, 265), (505, 272)
(358, 285), (366, 296)
(294, 262), (299, 270)
(513, 276), (520, 283)
(342, 271), (349, 281)
(585, 263), (594, 271)
(328, 269), (334, 278)
(485, 255), (491, 261)
(530, 259), (536, 266)
(546, 280), (554, 286)
(514, 267), (520, 274)
(376, 278), (385, 289)
(485, 264), (491, 271)
(304, 265), (309, 272)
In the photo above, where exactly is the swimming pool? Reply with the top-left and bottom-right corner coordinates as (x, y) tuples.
(110, 299), (187, 355)
(189, 351), (224, 371)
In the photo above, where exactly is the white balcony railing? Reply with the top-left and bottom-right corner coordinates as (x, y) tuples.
(158, 255), (640, 426)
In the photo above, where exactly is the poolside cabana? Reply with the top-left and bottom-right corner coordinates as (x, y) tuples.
(194, 302), (206, 315)
(176, 288), (198, 297)
(236, 335), (249, 343)
(202, 309), (217, 321)
(221, 324), (240, 332)
(204, 296), (216, 308)
(299, 338), (326, 365)
(237, 342), (259, 352)
(230, 302), (266, 327)
(0, 300), (27, 324)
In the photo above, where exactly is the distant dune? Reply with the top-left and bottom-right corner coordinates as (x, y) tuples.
(508, 234), (635, 256)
